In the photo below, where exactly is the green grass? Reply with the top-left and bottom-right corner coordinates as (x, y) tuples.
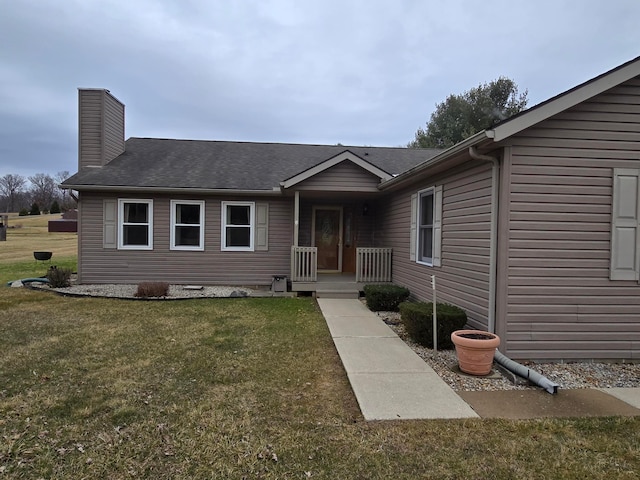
(1, 234), (639, 478)
(1, 289), (639, 479)
(2, 257), (77, 286)
(1, 212), (77, 286)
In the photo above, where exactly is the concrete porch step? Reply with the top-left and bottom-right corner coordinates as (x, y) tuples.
(315, 289), (360, 299)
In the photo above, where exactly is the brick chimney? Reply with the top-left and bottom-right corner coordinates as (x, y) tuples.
(78, 88), (125, 169)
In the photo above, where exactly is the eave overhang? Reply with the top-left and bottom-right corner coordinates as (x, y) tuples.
(60, 184), (283, 196)
(379, 132), (493, 191)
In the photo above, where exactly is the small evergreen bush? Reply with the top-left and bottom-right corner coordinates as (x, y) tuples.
(135, 281), (170, 298)
(364, 284), (410, 311)
(30, 203), (41, 215)
(46, 266), (72, 288)
(399, 302), (467, 349)
(50, 201), (61, 214)
(18, 208), (29, 216)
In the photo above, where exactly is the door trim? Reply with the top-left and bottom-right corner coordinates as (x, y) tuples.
(311, 205), (343, 272)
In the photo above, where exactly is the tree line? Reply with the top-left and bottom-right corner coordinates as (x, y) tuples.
(0, 171), (76, 215)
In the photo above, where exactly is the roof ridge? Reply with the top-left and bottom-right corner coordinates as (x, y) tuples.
(126, 137), (439, 151)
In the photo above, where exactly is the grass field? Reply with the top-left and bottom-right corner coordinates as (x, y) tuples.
(1, 213), (77, 285)
(1, 224), (639, 478)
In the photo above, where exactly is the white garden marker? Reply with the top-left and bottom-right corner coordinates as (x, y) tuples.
(431, 275), (437, 352)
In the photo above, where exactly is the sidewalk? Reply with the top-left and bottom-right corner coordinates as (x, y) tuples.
(317, 298), (640, 421)
(317, 298), (478, 420)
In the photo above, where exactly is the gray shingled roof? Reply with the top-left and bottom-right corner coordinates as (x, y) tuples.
(63, 138), (441, 191)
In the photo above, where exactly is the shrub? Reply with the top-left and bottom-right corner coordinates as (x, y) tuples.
(46, 266), (72, 288)
(135, 281), (170, 298)
(50, 201), (61, 214)
(30, 203), (41, 215)
(399, 302), (467, 349)
(363, 284), (410, 311)
(18, 208), (29, 216)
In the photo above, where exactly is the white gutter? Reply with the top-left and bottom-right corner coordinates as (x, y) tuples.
(468, 146), (499, 334)
(379, 131), (490, 191)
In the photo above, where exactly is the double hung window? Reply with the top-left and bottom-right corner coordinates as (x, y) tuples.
(411, 185), (442, 267)
(171, 200), (204, 250)
(222, 202), (254, 251)
(417, 189), (434, 265)
(118, 199), (153, 249)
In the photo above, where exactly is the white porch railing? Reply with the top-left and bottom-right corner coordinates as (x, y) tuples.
(291, 246), (318, 282)
(356, 247), (393, 283)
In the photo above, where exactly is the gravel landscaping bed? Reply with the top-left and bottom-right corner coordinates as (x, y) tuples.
(376, 311), (640, 392)
(48, 283), (257, 299)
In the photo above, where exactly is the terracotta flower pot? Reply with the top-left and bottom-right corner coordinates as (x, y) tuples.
(451, 330), (500, 376)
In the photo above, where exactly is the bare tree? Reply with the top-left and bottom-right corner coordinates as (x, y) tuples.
(28, 173), (57, 210)
(0, 174), (27, 212)
(55, 170), (72, 209)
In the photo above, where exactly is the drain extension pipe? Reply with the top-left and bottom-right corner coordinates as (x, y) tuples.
(468, 147), (499, 334)
(494, 350), (559, 394)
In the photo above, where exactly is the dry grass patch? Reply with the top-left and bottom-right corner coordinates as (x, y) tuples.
(1, 289), (639, 478)
(0, 213), (77, 264)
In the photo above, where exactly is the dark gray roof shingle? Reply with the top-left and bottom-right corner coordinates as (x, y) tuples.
(64, 138), (441, 191)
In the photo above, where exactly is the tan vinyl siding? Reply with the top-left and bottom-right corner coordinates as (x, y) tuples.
(78, 89), (124, 170)
(102, 92), (125, 163)
(78, 90), (103, 168)
(295, 161), (381, 192)
(78, 193), (292, 285)
(379, 161), (493, 330)
(502, 76), (640, 360)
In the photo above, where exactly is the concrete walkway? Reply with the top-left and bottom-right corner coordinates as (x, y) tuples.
(317, 298), (478, 420)
(317, 299), (640, 421)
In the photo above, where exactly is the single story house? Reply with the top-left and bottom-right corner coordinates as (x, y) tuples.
(63, 56), (640, 361)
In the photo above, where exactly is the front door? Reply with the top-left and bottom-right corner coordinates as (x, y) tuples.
(312, 206), (343, 271)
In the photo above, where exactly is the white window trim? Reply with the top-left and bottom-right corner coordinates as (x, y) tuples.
(221, 201), (255, 251)
(170, 200), (205, 251)
(117, 199), (153, 250)
(416, 187), (435, 266)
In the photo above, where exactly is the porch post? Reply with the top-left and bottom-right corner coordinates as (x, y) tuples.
(294, 190), (300, 247)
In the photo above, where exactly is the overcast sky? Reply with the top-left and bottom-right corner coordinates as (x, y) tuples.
(1, 0), (639, 180)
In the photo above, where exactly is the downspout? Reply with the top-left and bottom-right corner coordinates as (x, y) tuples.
(468, 147), (560, 394)
(468, 147), (499, 334)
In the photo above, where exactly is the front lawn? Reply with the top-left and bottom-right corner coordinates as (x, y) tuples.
(1, 287), (639, 479)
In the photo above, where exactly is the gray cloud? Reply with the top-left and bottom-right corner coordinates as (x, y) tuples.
(1, 0), (639, 178)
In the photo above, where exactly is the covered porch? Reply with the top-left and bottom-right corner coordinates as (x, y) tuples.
(278, 150), (400, 296)
(287, 191), (393, 297)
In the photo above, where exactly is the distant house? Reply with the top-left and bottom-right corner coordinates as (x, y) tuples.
(48, 209), (78, 232)
(63, 56), (640, 361)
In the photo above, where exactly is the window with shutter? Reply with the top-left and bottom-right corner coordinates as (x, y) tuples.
(117, 199), (153, 250)
(413, 186), (443, 267)
(221, 201), (255, 251)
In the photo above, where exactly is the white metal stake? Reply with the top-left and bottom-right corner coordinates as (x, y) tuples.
(431, 275), (437, 352)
